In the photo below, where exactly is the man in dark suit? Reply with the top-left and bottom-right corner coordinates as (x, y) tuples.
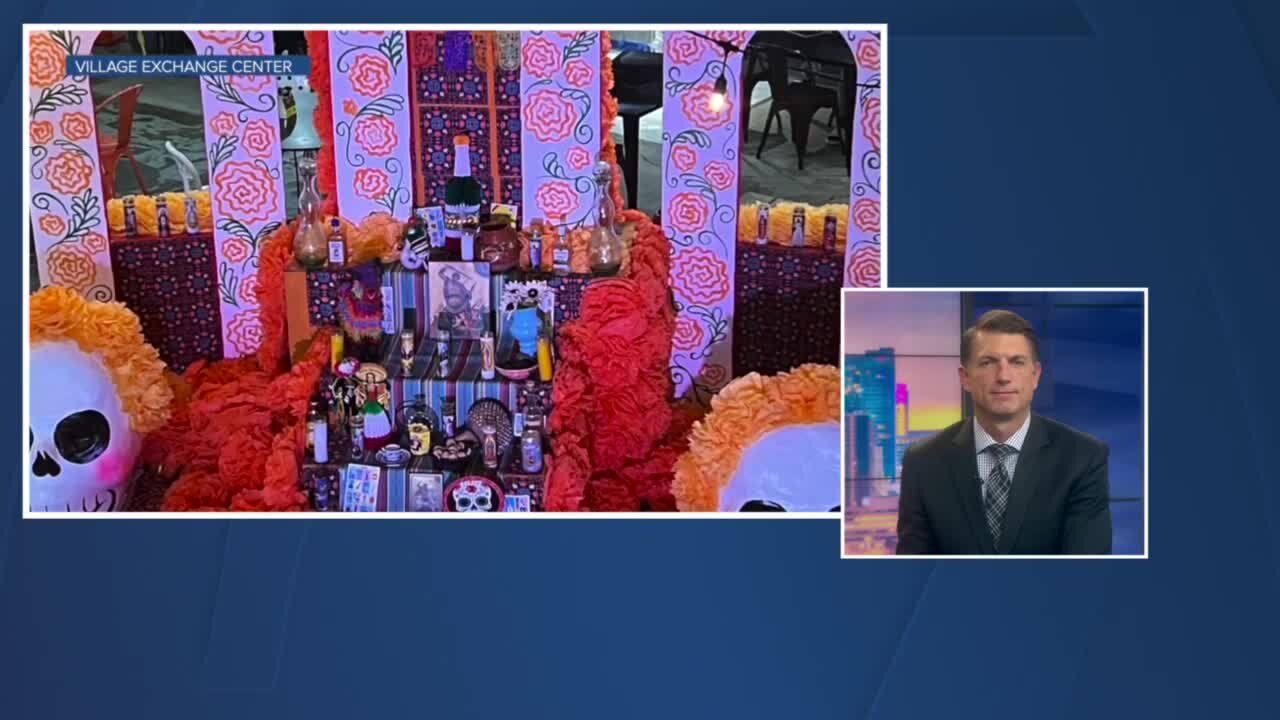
(896, 310), (1112, 555)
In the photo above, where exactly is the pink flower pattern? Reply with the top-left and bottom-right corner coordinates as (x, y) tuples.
(566, 146), (592, 171)
(353, 168), (391, 200)
(535, 180), (580, 219)
(852, 198), (880, 234)
(703, 161), (734, 192)
(861, 97), (880, 153)
(523, 89), (577, 143)
(681, 84), (734, 131)
(229, 44), (271, 93)
(210, 111), (238, 136)
(353, 114), (399, 156)
(350, 53), (393, 97)
(522, 37), (561, 80)
(213, 161), (280, 224)
(241, 119), (276, 159)
(564, 59), (593, 88)
(856, 37), (880, 71)
(668, 191), (711, 234)
(225, 310), (263, 355)
(671, 247), (730, 305)
(671, 144), (697, 173)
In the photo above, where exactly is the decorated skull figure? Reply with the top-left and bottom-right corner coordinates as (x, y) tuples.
(451, 479), (494, 513)
(28, 287), (173, 513)
(30, 340), (138, 511)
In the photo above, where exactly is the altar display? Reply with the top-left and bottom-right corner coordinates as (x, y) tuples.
(26, 27), (884, 513)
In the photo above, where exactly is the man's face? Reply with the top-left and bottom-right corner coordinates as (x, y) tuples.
(959, 331), (1042, 422)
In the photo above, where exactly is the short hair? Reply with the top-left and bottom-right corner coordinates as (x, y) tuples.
(961, 309), (1040, 365)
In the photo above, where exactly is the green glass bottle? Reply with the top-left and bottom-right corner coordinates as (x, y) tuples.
(445, 134), (484, 257)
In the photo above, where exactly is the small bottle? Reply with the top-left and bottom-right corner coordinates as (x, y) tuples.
(528, 224), (544, 271)
(327, 218), (347, 268)
(551, 218), (571, 275)
(791, 207), (806, 247)
(587, 161), (624, 276)
(520, 425), (544, 473)
(481, 425), (499, 469)
(399, 328), (415, 375)
(822, 213), (838, 253)
(513, 412), (526, 438)
(441, 397), (457, 439)
(537, 332), (553, 382)
(311, 468), (336, 511)
(480, 331), (496, 380)
(184, 195), (200, 235)
(330, 334), (344, 371)
(306, 399), (321, 457)
(461, 225), (476, 262)
(756, 204), (770, 246)
(349, 413), (365, 458)
(156, 197), (171, 237)
(123, 197), (138, 236)
(313, 400), (329, 464)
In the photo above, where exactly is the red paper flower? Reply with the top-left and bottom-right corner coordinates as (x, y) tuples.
(353, 167), (391, 200)
(856, 37), (881, 71)
(671, 246), (730, 305)
(59, 112), (93, 142)
(681, 84), (734, 130)
(46, 244), (96, 291)
(698, 363), (728, 387)
(196, 31), (243, 45)
(667, 191), (711, 234)
(861, 96), (880, 153)
(522, 36), (561, 80)
(852, 197), (880, 234)
(241, 118), (277, 159)
(672, 316), (706, 351)
(350, 52), (393, 97)
(29, 33), (66, 89)
(703, 160), (734, 191)
(238, 274), (258, 306)
(222, 237), (252, 264)
(213, 160), (280, 224)
(566, 146), (592, 171)
(523, 89), (577, 142)
(666, 33), (707, 65)
(846, 242), (880, 287)
(82, 231), (108, 254)
(671, 144), (697, 172)
(210, 111), (238, 136)
(229, 44), (272, 93)
(226, 309), (264, 355)
(353, 114), (398, 156)
(535, 180), (580, 219)
(30, 120), (54, 145)
(564, 59), (593, 88)
(46, 150), (94, 195)
(343, 98), (359, 116)
(37, 214), (65, 236)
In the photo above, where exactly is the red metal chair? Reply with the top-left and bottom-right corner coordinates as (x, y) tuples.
(95, 84), (147, 201)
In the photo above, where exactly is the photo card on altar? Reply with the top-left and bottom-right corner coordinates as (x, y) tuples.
(341, 464), (382, 512)
(429, 261), (492, 339)
(407, 472), (445, 512)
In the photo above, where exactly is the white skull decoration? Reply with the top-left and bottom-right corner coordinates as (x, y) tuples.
(29, 340), (140, 512)
(28, 286), (173, 513)
(451, 478), (494, 512)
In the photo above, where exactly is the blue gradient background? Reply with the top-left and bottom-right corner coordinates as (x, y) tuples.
(6, 2), (1279, 718)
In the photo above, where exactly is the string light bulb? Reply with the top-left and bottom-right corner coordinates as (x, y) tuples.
(709, 72), (728, 111)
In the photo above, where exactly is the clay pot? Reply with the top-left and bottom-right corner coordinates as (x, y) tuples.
(476, 217), (519, 272)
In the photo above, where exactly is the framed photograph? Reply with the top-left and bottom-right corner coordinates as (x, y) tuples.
(430, 261), (492, 339)
(406, 472), (445, 512)
(341, 464), (381, 512)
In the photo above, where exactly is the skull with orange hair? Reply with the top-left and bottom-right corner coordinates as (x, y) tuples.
(28, 287), (173, 512)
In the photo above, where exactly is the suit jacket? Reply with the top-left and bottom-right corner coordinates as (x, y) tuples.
(895, 415), (1112, 555)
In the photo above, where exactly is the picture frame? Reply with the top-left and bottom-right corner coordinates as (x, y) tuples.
(429, 261), (492, 340)
(406, 472), (445, 512)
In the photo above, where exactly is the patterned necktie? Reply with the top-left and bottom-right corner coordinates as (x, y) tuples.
(983, 443), (1016, 545)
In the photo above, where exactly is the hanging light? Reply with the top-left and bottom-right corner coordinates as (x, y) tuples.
(709, 72), (728, 112)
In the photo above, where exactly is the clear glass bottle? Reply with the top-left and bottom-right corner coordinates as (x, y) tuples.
(588, 161), (624, 276)
(293, 155), (327, 269)
(327, 217), (347, 269)
(550, 217), (571, 276)
(520, 424), (543, 473)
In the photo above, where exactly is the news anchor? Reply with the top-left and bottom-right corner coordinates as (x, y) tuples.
(896, 310), (1112, 555)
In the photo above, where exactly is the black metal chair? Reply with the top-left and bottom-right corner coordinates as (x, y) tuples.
(754, 47), (840, 171)
(610, 51), (663, 210)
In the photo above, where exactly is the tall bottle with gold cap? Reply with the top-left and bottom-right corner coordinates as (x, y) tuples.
(445, 134), (484, 257)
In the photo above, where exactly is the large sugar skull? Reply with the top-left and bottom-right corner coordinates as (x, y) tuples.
(447, 476), (504, 513)
(28, 287), (173, 512)
(672, 364), (842, 512)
